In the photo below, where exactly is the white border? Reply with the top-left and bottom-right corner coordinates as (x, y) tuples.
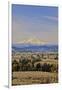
(8, 1), (12, 88)
(8, 0), (62, 89)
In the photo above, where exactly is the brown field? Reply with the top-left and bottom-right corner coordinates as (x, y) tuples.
(12, 52), (58, 85)
(12, 71), (58, 85)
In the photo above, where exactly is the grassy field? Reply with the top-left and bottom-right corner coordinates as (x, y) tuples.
(12, 52), (58, 85)
(12, 71), (58, 85)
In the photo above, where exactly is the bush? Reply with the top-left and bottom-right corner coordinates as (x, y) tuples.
(36, 63), (41, 71)
(21, 58), (28, 65)
(19, 58), (32, 71)
(50, 64), (58, 72)
(12, 60), (20, 71)
(41, 63), (58, 72)
(42, 63), (51, 72)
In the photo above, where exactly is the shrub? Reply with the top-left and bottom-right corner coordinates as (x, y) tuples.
(36, 63), (41, 71)
(12, 60), (20, 71)
(19, 58), (32, 71)
(41, 63), (58, 72)
(42, 63), (51, 72)
(50, 64), (58, 72)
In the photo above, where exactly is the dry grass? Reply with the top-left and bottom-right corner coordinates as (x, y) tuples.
(12, 71), (58, 85)
(12, 52), (58, 85)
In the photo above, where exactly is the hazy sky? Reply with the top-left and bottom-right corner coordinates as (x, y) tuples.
(12, 4), (58, 44)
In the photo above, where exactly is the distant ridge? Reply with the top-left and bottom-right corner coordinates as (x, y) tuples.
(12, 44), (58, 53)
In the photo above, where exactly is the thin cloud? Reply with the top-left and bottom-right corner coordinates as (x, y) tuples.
(43, 16), (58, 21)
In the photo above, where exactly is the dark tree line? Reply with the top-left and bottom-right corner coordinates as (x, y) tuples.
(12, 58), (58, 72)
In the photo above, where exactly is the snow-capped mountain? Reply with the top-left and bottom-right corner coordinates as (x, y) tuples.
(15, 38), (46, 45)
(12, 38), (58, 53)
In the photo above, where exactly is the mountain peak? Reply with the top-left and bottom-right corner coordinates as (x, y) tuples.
(16, 38), (46, 45)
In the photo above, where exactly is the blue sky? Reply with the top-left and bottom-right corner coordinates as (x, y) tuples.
(12, 4), (58, 44)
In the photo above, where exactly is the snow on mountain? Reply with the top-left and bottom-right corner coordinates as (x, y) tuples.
(15, 38), (46, 45)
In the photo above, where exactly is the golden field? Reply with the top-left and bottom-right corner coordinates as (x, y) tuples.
(12, 71), (58, 85)
(12, 52), (58, 85)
